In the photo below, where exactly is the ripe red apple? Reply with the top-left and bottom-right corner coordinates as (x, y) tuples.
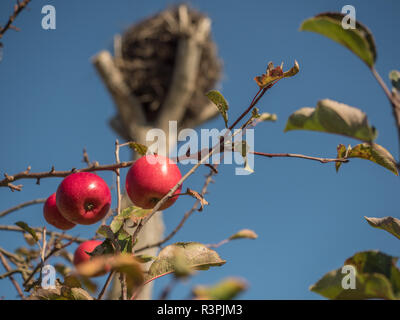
(73, 240), (103, 266)
(125, 154), (182, 210)
(56, 172), (111, 225)
(43, 193), (76, 230)
(73, 240), (108, 277)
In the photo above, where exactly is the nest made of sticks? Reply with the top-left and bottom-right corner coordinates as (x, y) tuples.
(117, 5), (222, 124)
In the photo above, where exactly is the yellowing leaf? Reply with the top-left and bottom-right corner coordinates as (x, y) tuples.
(258, 113), (277, 122)
(285, 99), (377, 142)
(206, 90), (229, 128)
(147, 242), (226, 281)
(335, 143), (398, 176)
(229, 229), (258, 240)
(193, 277), (247, 300)
(365, 216), (400, 240)
(254, 60), (299, 88)
(300, 12), (376, 67)
(76, 253), (143, 285)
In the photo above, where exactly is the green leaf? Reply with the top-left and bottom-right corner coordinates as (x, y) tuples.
(285, 99), (377, 142)
(193, 277), (247, 300)
(96, 225), (115, 239)
(110, 205), (152, 235)
(310, 251), (400, 300)
(229, 229), (258, 240)
(389, 70), (400, 91)
(15, 221), (39, 243)
(206, 90), (229, 128)
(87, 239), (114, 257)
(335, 143), (398, 176)
(147, 242), (226, 281)
(365, 216), (400, 240)
(118, 236), (133, 253)
(128, 142), (148, 156)
(300, 12), (376, 67)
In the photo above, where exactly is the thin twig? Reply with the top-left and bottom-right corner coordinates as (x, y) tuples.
(114, 139), (127, 300)
(119, 273), (127, 300)
(207, 239), (230, 249)
(82, 148), (91, 166)
(0, 252), (24, 298)
(0, 160), (134, 191)
(0, 269), (22, 279)
(114, 140), (122, 225)
(0, 247), (24, 263)
(251, 151), (349, 163)
(0, 225), (88, 243)
(135, 169), (215, 253)
(0, 198), (46, 218)
(97, 271), (115, 300)
(371, 67), (400, 158)
(0, 0), (31, 39)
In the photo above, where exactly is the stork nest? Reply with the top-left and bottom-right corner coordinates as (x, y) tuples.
(117, 5), (222, 123)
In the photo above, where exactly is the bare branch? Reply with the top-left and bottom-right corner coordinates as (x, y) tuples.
(251, 151), (349, 164)
(0, 0), (31, 39)
(0, 225), (89, 243)
(23, 239), (74, 288)
(0, 252), (24, 298)
(0, 198), (46, 218)
(371, 67), (400, 158)
(0, 160), (134, 191)
(82, 148), (91, 166)
(97, 271), (115, 300)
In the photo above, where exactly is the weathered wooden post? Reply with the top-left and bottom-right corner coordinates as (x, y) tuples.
(92, 4), (221, 299)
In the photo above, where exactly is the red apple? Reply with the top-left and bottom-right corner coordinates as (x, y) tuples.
(43, 193), (76, 230)
(73, 240), (103, 266)
(56, 172), (111, 225)
(125, 154), (182, 210)
(73, 240), (108, 277)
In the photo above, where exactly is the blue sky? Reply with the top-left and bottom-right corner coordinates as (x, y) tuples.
(0, 0), (399, 299)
